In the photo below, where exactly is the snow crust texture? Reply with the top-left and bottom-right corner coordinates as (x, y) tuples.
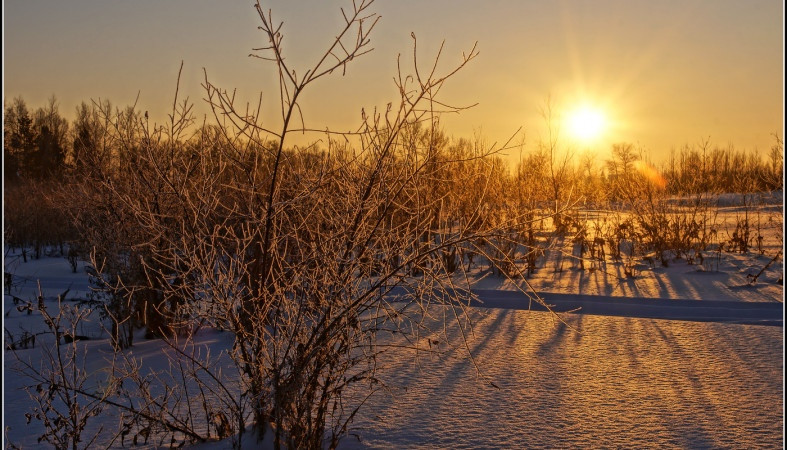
(344, 309), (783, 449)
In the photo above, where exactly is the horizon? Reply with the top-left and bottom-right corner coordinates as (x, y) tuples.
(3, 0), (784, 163)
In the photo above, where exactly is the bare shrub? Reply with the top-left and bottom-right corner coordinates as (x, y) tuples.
(12, 286), (117, 449)
(9, 282), (250, 448)
(44, 1), (545, 448)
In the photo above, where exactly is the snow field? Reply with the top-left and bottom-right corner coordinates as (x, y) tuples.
(344, 308), (783, 449)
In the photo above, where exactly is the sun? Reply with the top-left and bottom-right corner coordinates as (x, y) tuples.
(566, 106), (606, 142)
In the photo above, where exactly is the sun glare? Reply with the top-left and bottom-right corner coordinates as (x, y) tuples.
(567, 106), (606, 142)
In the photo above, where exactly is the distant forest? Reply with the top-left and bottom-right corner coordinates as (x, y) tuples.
(3, 94), (783, 258)
(4, 95), (783, 193)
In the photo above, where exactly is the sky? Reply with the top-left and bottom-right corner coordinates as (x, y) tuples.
(3, 0), (784, 163)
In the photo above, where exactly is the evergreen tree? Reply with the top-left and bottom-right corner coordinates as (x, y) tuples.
(3, 97), (36, 183)
(32, 124), (65, 178)
(31, 96), (69, 179)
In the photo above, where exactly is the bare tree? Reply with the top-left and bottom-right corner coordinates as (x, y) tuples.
(538, 97), (576, 233)
(45, 1), (549, 448)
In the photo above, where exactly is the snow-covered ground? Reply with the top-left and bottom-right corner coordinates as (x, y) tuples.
(468, 250), (783, 304)
(464, 207), (784, 304)
(343, 309), (783, 449)
(3, 202), (784, 450)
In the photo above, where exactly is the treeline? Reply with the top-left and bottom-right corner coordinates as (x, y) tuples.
(4, 95), (783, 193)
(0, 95), (782, 276)
(2, 95), (784, 260)
(662, 140), (784, 195)
(4, 96), (70, 182)
(4, 96), (116, 183)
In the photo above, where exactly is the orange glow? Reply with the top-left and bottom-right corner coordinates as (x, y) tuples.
(634, 160), (667, 189)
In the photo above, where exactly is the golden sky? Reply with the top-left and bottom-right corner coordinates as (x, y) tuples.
(4, 0), (784, 162)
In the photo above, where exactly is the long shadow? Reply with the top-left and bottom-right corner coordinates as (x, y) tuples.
(535, 320), (568, 357)
(363, 308), (519, 447)
(467, 289), (783, 326)
(648, 321), (726, 448)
